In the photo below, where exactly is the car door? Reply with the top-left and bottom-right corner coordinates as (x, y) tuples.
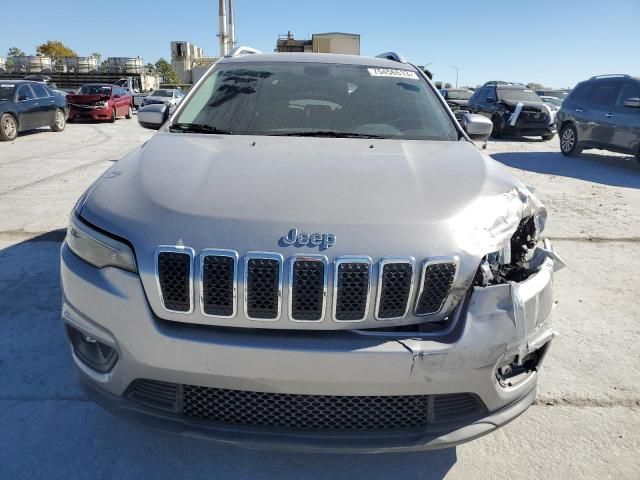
(584, 81), (622, 148)
(561, 83), (593, 143)
(30, 82), (57, 127)
(610, 81), (640, 155)
(14, 84), (39, 130)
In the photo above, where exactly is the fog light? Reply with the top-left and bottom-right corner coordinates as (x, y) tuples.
(66, 324), (118, 372)
(496, 343), (549, 388)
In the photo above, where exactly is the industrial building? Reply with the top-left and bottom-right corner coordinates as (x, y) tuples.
(276, 32), (360, 55)
(170, 41), (218, 85)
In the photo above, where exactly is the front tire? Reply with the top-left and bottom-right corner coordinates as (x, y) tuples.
(559, 124), (582, 156)
(109, 108), (116, 123)
(51, 109), (66, 132)
(125, 105), (133, 119)
(0, 113), (18, 141)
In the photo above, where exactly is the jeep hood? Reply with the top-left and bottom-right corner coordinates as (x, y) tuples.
(81, 132), (542, 278)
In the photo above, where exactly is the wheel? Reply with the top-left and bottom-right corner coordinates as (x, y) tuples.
(541, 134), (554, 141)
(125, 105), (133, 119)
(0, 113), (18, 141)
(559, 123), (582, 156)
(110, 107), (116, 123)
(51, 109), (66, 132)
(490, 115), (503, 139)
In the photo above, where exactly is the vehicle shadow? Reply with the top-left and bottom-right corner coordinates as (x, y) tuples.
(492, 151), (640, 189)
(0, 231), (457, 480)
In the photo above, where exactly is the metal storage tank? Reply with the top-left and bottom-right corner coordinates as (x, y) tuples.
(107, 57), (144, 74)
(61, 56), (78, 72)
(76, 56), (98, 73)
(12, 56), (53, 73)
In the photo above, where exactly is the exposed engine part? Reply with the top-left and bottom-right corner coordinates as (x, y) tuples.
(473, 216), (540, 286)
(496, 343), (550, 387)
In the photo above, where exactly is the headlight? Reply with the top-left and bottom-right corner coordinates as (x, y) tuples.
(66, 214), (137, 272)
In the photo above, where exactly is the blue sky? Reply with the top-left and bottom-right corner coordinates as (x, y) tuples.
(2, 0), (638, 88)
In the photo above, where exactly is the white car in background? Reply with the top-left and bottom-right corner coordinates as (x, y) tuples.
(141, 89), (185, 108)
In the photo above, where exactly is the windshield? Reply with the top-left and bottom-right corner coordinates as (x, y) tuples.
(151, 89), (173, 97)
(446, 90), (472, 100)
(174, 62), (458, 140)
(79, 85), (112, 95)
(0, 84), (15, 101)
(498, 88), (541, 103)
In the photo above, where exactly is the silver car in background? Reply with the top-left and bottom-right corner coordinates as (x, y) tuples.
(61, 51), (562, 453)
(141, 88), (184, 108)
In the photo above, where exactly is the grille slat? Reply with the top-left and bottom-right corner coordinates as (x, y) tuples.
(290, 258), (326, 321)
(128, 379), (486, 431)
(376, 260), (414, 319)
(245, 255), (282, 320)
(157, 250), (193, 313)
(415, 261), (456, 316)
(334, 259), (371, 321)
(201, 252), (237, 317)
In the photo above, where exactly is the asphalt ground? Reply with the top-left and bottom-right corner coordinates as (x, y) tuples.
(1, 119), (638, 479)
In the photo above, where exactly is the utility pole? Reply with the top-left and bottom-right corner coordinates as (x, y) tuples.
(228, 0), (236, 52)
(450, 65), (459, 88)
(218, 0), (228, 57)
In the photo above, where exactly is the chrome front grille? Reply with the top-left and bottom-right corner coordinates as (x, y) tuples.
(155, 248), (458, 324)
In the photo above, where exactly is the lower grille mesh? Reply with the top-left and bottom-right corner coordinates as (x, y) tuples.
(127, 380), (486, 431)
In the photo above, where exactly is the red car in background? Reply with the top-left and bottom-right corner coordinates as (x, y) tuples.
(67, 84), (133, 122)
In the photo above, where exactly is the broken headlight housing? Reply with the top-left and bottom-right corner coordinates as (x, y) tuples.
(474, 209), (546, 286)
(66, 214), (137, 272)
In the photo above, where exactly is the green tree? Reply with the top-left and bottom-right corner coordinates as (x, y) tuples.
(526, 82), (547, 90)
(6, 47), (26, 69)
(155, 58), (179, 84)
(36, 40), (77, 62)
(145, 63), (156, 73)
(90, 52), (101, 63)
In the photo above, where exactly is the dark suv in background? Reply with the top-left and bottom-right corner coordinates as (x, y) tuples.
(468, 81), (556, 140)
(557, 74), (640, 159)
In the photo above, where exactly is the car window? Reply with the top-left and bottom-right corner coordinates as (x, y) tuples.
(567, 83), (590, 103)
(17, 84), (35, 100)
(485, 88), (497, 101)
(587, 82), (621, 108)
(79, 85), (112, 95)
(31, 83), (50, 98)
(616, 82), (640, 108)
(0, 84), (16, 101)
(474, 88), (487, 103)
(175, 62), (459, 141)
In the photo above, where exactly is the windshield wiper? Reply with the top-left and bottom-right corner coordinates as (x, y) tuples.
(169, 123), (233, 134)
(269, 130), (389, 139)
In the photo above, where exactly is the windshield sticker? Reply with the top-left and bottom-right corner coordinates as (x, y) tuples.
(367, 68), (419, 80)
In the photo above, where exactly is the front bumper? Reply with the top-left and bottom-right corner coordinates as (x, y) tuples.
(69, 106), (111, 120)
(60, 242), (558, 452)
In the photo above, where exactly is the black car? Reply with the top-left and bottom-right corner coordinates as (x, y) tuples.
(0, 80), (68, 141)
(556, 74), (640, 159)
(440, 88), (474, 111)
(468, 81), (556, 140)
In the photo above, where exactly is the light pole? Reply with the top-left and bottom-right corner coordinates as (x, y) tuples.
(450, 65), (459, 88)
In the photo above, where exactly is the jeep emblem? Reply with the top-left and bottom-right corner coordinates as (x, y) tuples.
(281, 228), (336, 250)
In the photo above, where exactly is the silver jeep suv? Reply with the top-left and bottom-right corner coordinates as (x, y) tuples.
(61, 51), (561, 453)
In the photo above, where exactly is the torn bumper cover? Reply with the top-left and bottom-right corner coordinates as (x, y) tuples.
(60, 235), (562, 453)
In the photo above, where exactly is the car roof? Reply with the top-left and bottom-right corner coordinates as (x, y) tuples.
(217, 52), (418, 70)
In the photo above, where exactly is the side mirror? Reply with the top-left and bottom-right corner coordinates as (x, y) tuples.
(138, 104), (169, 130)
(486, 97), (496, 103)
(462, 113), (493, 141)
(623, 97), (640, 108)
